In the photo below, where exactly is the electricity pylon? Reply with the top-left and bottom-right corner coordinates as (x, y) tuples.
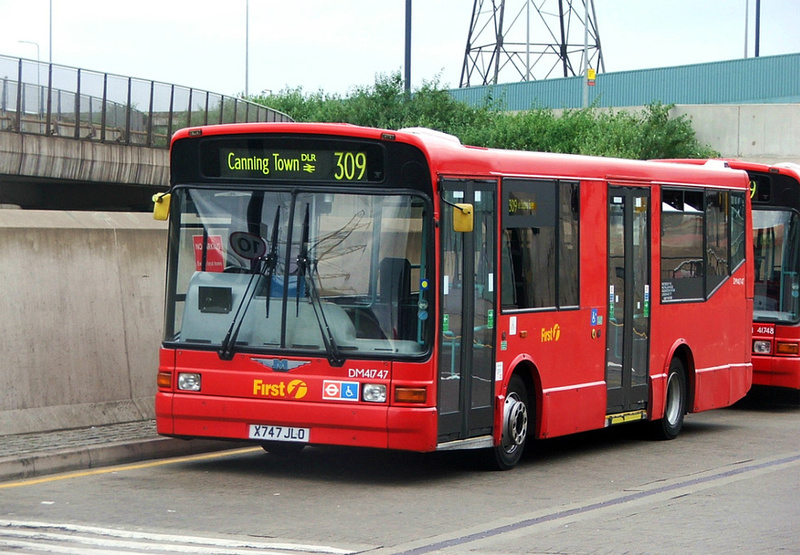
(460, 0), (604, 87)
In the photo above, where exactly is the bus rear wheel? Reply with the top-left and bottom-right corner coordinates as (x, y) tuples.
(652, 358), (687, 440)
(489, 375), (530, 470)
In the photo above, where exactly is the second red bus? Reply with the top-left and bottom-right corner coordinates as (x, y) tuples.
(664, 158), (800, 391)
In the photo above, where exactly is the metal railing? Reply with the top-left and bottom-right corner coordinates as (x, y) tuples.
(0, 54), (292, 148)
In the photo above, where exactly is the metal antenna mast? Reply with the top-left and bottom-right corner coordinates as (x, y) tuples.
(460, 0), (604, 87)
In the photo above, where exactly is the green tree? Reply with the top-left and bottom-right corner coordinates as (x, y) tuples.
(250, 73), (717, 160)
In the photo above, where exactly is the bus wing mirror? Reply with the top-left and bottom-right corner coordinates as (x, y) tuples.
(453, 203), (474, 233)
(152, 193), (171, 221)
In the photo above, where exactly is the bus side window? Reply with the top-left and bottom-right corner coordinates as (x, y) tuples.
(501, 178), (581, 310)
(501, 232), (518, 309)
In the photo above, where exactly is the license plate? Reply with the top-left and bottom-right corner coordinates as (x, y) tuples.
(248, 424), (309, 442)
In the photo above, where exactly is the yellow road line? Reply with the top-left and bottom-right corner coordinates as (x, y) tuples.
(0, 447), (262, 489)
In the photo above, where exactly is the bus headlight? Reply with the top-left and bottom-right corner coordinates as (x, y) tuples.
(177, 372), (202, 391)
(362, 384), (387, 403)
(752, 340), (771, 354)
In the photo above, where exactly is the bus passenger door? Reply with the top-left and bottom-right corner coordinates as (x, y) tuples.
(606, 187), (651, 414)
(438, 179), (497, 443)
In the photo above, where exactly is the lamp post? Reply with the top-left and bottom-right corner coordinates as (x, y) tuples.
(18, 40), (40, 63)
(17, 40), (42, 117)
(744, 0), (762, 57)
(744, 0), (749, 58)
(404, 0), (411, 94)
(754, 0), (761, 57)
(49, 0), (53, 63)
(245, 0), (250, 97)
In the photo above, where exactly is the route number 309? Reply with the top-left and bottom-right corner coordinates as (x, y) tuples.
(334, 151), (367, 181)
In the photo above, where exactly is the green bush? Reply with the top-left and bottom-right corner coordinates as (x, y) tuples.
(250, 73), (718, 160)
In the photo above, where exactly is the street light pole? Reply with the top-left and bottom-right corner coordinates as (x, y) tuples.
(18, 40), (41, 116)
(49, 0), (53, 63)
(18, 40), (40, 63)
(245, 0), (250, 97)
(755, 0), (761, 57)
(404, 0), (411, 94)
(744, 0), (749, 58)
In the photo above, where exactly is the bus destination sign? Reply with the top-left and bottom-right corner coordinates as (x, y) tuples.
(220, 148), (372, 182)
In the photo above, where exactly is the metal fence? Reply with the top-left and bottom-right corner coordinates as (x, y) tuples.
(0, 54), (292, 148)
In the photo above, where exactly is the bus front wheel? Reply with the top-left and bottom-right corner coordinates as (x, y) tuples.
(652, 358), (687, 440)
(490, 375), (530, 470)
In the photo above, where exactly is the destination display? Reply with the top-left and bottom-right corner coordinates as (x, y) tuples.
(749, 174), (771, 202)
(206, 140), (385, 183)
(503, 179), (557, 228)
(507, 192), (538, 216)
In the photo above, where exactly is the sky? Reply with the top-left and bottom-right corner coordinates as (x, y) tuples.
(0, 0), (799, 98)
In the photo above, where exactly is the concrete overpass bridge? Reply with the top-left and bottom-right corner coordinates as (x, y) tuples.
(0, 54), (292, 211)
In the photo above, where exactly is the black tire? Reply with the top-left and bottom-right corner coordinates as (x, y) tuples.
(652, 357), (687, 440)
(488, 375), (530, 470)
(260, 441), (306, 457)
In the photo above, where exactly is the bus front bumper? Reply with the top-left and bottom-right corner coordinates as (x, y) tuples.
(753, 355), (800, 390)
(156, 392), (439, 453)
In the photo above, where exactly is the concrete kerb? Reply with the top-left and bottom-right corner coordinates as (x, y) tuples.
(0, 438), (249, 483)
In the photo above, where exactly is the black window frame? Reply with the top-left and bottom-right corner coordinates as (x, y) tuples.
(660, 186), (745, 303)
(501, 178), (580, 312)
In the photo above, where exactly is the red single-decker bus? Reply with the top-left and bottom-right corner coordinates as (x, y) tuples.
(154, 123), (753, 469)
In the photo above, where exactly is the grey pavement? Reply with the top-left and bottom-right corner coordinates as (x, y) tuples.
(0, 420), (246, 483)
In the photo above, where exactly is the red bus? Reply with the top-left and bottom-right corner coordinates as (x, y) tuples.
(153, 123), (753, 469)
(664, 159), (800, 390)
(749, 162), (800, 390)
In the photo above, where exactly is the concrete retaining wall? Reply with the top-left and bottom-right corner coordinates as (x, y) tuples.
(673, 104), (800, 164)
(0, 211), (167, 435)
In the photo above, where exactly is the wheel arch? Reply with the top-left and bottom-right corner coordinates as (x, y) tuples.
(663, 340), (695, 414)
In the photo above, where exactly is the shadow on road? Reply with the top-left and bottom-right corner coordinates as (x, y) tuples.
(166, 387), (800, 483)
(731, 386), (800, 412)
(174, 410), (745, 483)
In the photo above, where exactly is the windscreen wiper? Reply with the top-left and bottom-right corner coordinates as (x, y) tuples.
(296, 205), (345, 367)
(218, 265), (264, 361)
(264, 207), (280, 318)
(219, 207), (284, 359)
(295, 205), (309, 318)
